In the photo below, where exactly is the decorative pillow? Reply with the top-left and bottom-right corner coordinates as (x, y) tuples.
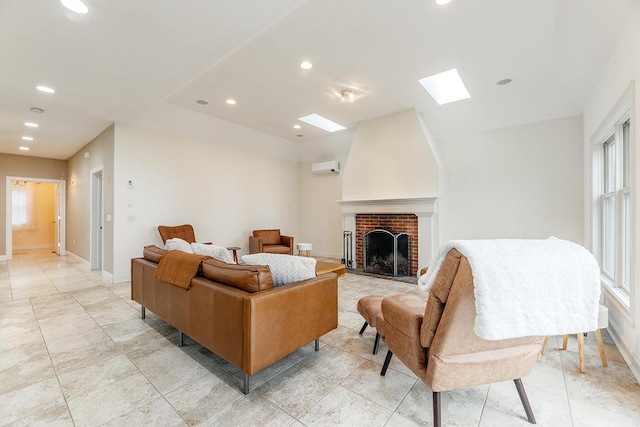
(164, 238), (193, 253)
(240, 253), (316, 287)
(191, 243), (235, 264)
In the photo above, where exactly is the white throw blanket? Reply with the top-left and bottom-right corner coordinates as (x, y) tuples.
(419, 239), (601, 340)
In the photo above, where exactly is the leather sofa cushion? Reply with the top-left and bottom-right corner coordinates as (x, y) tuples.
(143, 245), (167, 264)
(253, 229), (281, 245)
(202, 259), (273, 293)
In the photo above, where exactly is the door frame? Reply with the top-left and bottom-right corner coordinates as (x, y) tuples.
(89, 166), (104, 270)
(5, 176), (66, 260)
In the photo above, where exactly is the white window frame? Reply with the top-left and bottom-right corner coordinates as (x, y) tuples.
(590, 82), (635, 311)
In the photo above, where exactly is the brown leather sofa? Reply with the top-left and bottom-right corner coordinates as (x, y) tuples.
(249, 229), (294, 255)
(131, 245), (338, 394)
(377, 249), (544, 426)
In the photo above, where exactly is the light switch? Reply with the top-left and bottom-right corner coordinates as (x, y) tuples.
(106, 214), (112, 222)
(127, 215), (135, 222)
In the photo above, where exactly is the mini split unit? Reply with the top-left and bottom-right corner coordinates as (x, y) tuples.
(311, 160), (340, 174)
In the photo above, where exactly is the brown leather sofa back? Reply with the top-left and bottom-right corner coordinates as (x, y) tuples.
(201, 258), (273, 293)
(143, 245), (167, 263)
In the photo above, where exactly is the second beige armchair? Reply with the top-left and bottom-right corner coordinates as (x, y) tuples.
(249, 229), (294, 255)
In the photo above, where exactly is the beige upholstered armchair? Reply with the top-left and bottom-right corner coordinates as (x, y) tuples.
(249, 229), (294, 255)
(377, 249), (544, 427)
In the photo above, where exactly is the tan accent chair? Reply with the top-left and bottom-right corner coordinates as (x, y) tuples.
(377, 249), (544, 427)
(158, 224), (197, 244)
(249, 229), (294, 255)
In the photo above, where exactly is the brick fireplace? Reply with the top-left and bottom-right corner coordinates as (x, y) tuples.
(338, 197), (438, 276)
(356, 214), (418, 276)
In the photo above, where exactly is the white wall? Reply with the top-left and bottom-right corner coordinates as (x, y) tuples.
(438, 115), (584, 244)
(583, 1), (640, 380)
(111, 111), (300, 281)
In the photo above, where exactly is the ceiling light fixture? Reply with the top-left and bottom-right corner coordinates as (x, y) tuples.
(19, 146), (30, 151)
(434, 0), (452, 5)
(419, 68), (470, 105)
(226, 99), (237, 105)
(300, 61), (313, 70)
(341, 89), (356, 102)
(60, 0), (89, 14)
(497, 78), (513, 85)
(24, 122), (39, 128)
(298, 114), (346, 132)
(196, 99), (208, 105)
(30, 107), (44, 113)
(36, 85), (55, 94)
(293, 124), (301, 129)
(22, 136), (34, 141)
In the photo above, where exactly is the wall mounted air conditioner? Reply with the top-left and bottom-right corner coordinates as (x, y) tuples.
(312, 160), (340, 174)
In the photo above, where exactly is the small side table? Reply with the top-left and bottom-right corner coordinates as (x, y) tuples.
(226, 246), (241, 263)
(297, 243), (312, 257)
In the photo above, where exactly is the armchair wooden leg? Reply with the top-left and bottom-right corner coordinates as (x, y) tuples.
(577, 333), (585, 373)
(514, 378), (536, 424)
(433, 391), (442, 427)
(359, 322), (368, 335)
(380, 350), (393, 376)
(594, 329), (608, 367)
(562, 334), (568, 350)
(373, 333), (380, 355)
(541, 336), (549, 354)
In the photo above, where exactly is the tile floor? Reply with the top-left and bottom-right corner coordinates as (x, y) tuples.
(1, 250), (639, 426)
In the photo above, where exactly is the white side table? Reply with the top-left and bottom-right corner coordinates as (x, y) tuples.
(297, 242), (312, 257)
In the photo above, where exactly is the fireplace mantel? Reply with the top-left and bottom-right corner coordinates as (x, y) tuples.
(338, 197), (439, 276)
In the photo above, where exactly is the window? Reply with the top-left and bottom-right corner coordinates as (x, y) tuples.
(594, 104), (632, 298)
(11, 181), (37, 230)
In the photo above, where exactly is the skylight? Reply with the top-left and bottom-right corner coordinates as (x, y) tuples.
(298, 114), (346, 132)
(419, 68), (470, 105)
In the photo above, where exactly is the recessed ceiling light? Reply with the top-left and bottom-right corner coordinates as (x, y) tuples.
(418, 68), (470, 105)
(36, 85), (55, 94)
(293, 124), (301, 129)
(298, 114), (346, 132)
(435, 0), (452, 5)
(196, 99), (208, 105)
(22, 136), (34, 141)
(19, 146), (30, 151)
(60, 0), (88, 14)
(30, 107), (44, 113)
(300, 61), (313, 70)
(497, 78), (513, 85)
(226, 99), (237, 105)
(24, 122), (39, 128)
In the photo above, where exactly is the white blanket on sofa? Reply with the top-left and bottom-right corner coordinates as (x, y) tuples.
(418, 239), (601, 340)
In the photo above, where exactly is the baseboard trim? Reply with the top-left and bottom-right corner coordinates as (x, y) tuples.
(12, 244), (56, 250)
(0, 255), (8, 261)
(606, 321), (640, 383)
(113, 274), (130, 284)
(102, 270), (113, 283)
(309, 251), (341, 260)
(64, 250), (90, 268)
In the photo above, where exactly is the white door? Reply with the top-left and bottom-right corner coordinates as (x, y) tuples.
(90, 168), (103, 270)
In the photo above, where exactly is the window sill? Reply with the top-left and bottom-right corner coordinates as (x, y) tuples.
(601, 279), (631, 317)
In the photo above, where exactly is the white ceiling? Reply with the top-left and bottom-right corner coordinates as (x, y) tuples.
(0, 0), (636, 160)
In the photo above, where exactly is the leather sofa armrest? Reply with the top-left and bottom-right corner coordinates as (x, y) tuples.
(280, 235), (294, 254)
(249, 236), (262, 254)
(380, 294), (426, 339)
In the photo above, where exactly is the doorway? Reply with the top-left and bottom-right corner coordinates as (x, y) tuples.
(90, 166), (104, 270)
(5, 177), (66, 259)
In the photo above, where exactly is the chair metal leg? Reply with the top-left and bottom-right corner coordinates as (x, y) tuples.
(315, 338), (319, 351)
(178, 331), (184, 347)
(243, 373), (250, 395)
(373, 332), (380, 355)
(380, 350), (393, 376)
(514, 378), (536, 424)
(359, 322), (368, 335)
(141, 306), (145, 319)
(433, 391), (442, 427)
